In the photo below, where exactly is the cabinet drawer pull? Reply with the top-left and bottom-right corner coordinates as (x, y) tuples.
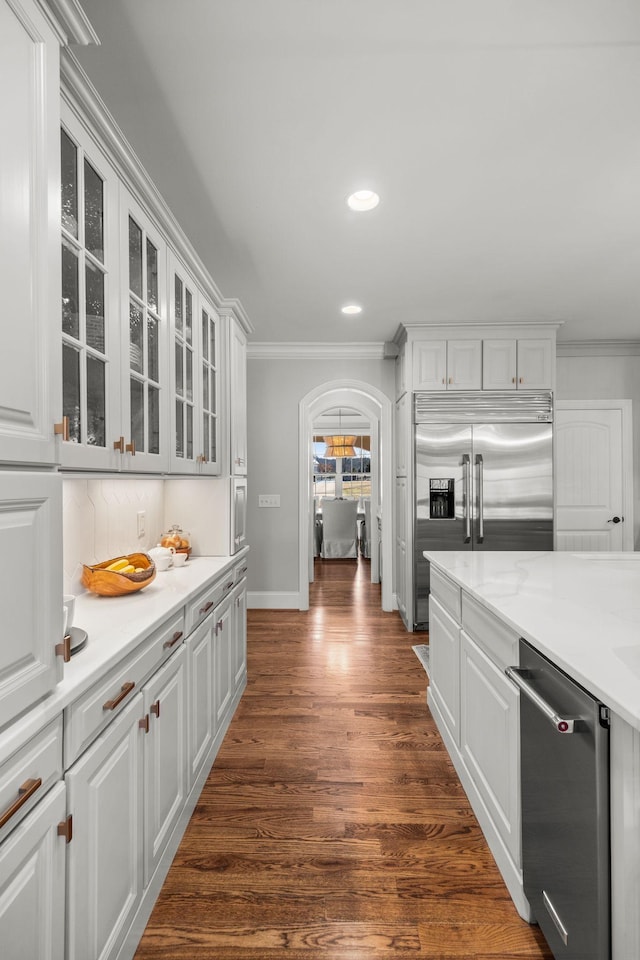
(103, 681), (135, 711)
(150, 699), (160, 718)
(225, 580), (234, 591)
(53, 416), (69, 441)
(0, 777), (42, 829)
(55, 634), (72, 663)
(199, 601), (214, 615)
(163, 630), (183, 649)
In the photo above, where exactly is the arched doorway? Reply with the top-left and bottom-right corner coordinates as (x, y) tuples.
(298, 379), (393, 612)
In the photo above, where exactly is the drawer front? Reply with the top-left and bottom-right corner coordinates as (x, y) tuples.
(0, 716), (62, 843)
(186, 575), (234, 634)
(430, 565), (461, 623)
(234, 557), (248, 584)
(461, 592), (518, 671)
(64, 611), (185, 768)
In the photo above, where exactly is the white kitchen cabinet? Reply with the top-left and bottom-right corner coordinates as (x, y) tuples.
(213, 593), (234, 728)
(185, 616), (214, 789)
(394, 392), (409, 478)
(66, 692), (145, 960)
(142, 645), (187, 884)
(0, 781), (67, 960)
(228, 315), (247, 475)
(482, 338), (553, 390)
(59, 105), (122, 470)
(0, 472), (63, 729)
(198, 294), (222, 475)
(460, 629), (520, 862)
(428, 596), (461, 746)
(0, 0), (61, 467)
(169, 252), (197, 474)
(118, 186), (169, 472)
(413, 339), (482, 391)
(231, 576), (248, 691)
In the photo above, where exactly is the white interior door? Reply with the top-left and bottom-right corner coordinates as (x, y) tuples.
(555, 401), (633, 551)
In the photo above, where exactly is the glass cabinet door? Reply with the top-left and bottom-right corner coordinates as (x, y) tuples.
(60, 114), (121, 470)
(120, 188), (168, 472)
(198, 296), (221, 475)
(169, 255), (197, 473)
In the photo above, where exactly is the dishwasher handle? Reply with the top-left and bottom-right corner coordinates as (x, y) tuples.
(505, 666), (577, 733)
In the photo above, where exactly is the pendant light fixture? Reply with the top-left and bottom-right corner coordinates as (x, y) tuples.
(323, 408), (356, 459)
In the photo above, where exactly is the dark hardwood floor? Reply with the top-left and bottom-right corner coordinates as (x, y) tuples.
(134, 558), (553, 959)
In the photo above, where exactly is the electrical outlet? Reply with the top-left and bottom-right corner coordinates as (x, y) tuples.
(258, 494), (280, 508)
(137, 510), (146, 538)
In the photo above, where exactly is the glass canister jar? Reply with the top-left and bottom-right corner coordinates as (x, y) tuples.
(160, 523), (192, 556)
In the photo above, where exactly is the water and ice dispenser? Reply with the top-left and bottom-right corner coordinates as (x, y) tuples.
(429, 479), (455, 519)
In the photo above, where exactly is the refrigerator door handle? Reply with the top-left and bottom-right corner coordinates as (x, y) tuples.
(462, 454), (471, 543)
(475, 453), (484, 543)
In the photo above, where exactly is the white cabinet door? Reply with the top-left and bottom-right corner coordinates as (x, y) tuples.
(142, 645), (187, 884)
(232, 580), (247, 691)
(482, 339), (518, 390)
(232, 477), (248, 553)
(394, 476), (408, 623)
(0, 0), (61, 466)
(0, 781), (66, 960)
(460, 629), (520, 863)
(228, 318), (247, 475)
(428, 596), (461, 746)
(0, 472), (62, 729)
(412, 340), (447, 390)
(198, 294), (222, 475)
(446, 340), (482, 390)
(394, 393), (408, 477)
(169, 253), (198, 474)
(213, 595), (234, 728)
(59, 106), (122, 470)
(186, 616), (214, 789)
(119, 188), (169, 472)
(516, 338), (552, 389)
(66, 693), (145, 960)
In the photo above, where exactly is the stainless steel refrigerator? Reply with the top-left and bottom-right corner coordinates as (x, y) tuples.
(414, 391), (553, 629)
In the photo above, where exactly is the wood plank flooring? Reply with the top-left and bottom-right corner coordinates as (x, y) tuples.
(134, 559), (553, 959)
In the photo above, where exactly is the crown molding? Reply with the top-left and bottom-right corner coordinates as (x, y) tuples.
(247, 342), (387, 360)
(60, 49), (252, 333)
(557, 340), (640, 357)
(40, 0), (99, 45)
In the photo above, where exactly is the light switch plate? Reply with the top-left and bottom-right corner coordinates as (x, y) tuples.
(258, 494), (280, 508)
(137, 510), (146, 538)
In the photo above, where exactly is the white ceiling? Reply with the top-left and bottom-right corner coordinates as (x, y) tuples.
(74, 0), (640, 345)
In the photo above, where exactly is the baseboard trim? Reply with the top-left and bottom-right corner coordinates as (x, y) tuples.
(248, 591), (300, 609)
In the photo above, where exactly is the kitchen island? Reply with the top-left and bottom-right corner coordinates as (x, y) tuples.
(423, 550), (640, 960)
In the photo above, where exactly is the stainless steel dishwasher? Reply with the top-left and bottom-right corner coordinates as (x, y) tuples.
(506, 640), (610, 960)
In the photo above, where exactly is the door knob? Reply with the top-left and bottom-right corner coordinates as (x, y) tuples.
(607, 516), (623, 524)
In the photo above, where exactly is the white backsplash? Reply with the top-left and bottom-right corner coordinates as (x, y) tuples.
(63, 477), (165, 595)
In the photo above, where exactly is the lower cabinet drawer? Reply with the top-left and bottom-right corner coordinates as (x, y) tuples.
(64, 611), (185, 768)
(186, 574), (234, 634)
(0, 716), (62, 843)
(431, 565), (462, 622)
(461, 592), (518, 671)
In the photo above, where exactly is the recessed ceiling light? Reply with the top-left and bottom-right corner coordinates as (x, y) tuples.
(347, 190), (380, 212)
(341, 304), (362, 316)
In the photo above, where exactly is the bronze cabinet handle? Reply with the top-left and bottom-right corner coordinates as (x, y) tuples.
(139, 714), (150, 733)
(163, 631), (183, 649)
(53, 416), (69, 441)
(0, 778), (42, 829)
(125, 439), (136, 456)
(113, 436), (125, 453)
(199, 601), (214, 615)
(150, 699), (160, 718)
(103, 681), (135, 711)
(55, 635), (72, 663)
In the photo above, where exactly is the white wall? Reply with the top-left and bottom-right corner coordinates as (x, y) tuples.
(557, 347), (640, 549)
(246, 353), (395, 604)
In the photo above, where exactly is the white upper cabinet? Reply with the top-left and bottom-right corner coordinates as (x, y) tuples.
(198, 295), (222, 475)
(228, 316), (247, 475)
(483, 338), (553, 390)
(0, 0), (61, 466)
(59, 107), (122, 470)
(169, 253), (198, 474)
(119, 188), (169, 472)
(413, 340), (482, 391)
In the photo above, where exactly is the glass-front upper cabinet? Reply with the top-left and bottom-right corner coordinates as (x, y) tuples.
(59, 110), (121, 469)
(120, 188), (168, 472)
(198, 295), (221, 475)
(169, 253), (197, 473)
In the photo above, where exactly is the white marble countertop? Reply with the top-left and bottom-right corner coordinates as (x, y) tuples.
(2, 554), (245, 764)
(423, 551), (640, 731)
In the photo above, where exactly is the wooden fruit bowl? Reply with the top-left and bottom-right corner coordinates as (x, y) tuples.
(81, 552), (156, 597)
